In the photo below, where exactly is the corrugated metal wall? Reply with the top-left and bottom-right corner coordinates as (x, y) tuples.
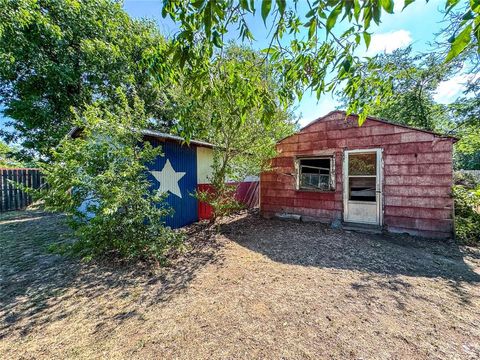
(147, 139), (198, 228)
(197, 183), (214, 220)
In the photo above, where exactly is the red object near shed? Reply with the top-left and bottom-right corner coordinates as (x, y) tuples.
(260, 111), (457, 238)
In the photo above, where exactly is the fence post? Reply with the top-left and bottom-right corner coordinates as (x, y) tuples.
(0, 168), (42, 212)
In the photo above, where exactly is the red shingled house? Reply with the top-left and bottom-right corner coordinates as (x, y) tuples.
(260, 111), (457, 238)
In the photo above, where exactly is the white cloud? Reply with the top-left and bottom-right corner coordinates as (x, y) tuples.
(434, 73), (480, 104)
(394, 0), (406, 13)
(365, 30), (412, 56)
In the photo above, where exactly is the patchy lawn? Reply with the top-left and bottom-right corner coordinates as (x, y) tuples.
(1, 210), (480, 359)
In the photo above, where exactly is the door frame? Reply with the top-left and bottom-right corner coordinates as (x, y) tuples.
(343, 148), (383, 226)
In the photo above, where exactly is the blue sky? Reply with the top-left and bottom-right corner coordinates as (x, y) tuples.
(0, 0), (471, 133)
(122, 0), (466, 126)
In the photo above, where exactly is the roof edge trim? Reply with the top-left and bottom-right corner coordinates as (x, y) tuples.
(279, 110), (458, 143)
(68, 127), (215, 148)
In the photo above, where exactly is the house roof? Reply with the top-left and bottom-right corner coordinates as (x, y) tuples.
(68, 127), (215, 148)
(141, 129), (215, 148)
(299, 110), (458, 142)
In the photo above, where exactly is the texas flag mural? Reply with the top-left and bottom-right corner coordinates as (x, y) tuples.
(146, 138), (214, 229)
(70, 127), (257, 228)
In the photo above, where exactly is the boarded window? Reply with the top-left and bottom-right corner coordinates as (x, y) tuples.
(297, 157), (334, 191)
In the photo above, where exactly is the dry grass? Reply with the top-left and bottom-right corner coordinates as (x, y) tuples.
(1, 210), (480, 359)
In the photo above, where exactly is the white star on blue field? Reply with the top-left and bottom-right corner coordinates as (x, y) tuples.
(150, 159), (186, 199)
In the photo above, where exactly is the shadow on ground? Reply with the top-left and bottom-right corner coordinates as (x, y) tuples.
(222, 214), (480, 283)
(0, 210), (223, 339)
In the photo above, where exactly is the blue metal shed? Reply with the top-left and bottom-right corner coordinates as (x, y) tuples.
(69, 127), (215, 229)
(146, 139), (199, 228)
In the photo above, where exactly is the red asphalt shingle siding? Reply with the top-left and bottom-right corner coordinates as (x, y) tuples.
(260, 111), (455, 238)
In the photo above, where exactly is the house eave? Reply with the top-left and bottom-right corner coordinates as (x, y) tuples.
(299, 110), (459, 142)
(68, 127), (215, 148)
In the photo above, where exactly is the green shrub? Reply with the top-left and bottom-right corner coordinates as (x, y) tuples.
(39, 93), (184, 264)
(195, 182), (244, 224)
(453, 174), (480, 246)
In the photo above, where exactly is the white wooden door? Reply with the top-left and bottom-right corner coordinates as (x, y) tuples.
(343, 149), (382, 225)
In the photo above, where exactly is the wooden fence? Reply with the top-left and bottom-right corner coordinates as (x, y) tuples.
(0, 168), (43, 212)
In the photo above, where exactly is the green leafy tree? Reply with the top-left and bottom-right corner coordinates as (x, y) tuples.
(453, 172), (480, 245)
(201, 46), (296, 181)
(0, 0), (172, 158)
(431, 7), (480, 170)
(0, 141), (23, 168)
(39, 92), (184, 263)
(447, 47), (480, 169)
(159, 0), (480, 125)
(337, 45), (480, 170)
(338, 47), (460, 132)
(450, 97), (480, 169)
(173, 45), (297, 221)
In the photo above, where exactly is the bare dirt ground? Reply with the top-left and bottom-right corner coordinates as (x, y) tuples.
(1, 209), (480, 359)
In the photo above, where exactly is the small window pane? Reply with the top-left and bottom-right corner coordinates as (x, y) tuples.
(301, 173), (330, 190)
(298, 158), (332, 191)
(348, 153), (376, 176)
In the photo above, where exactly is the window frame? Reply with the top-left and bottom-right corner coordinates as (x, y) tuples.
(295, 155), (336, 192)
